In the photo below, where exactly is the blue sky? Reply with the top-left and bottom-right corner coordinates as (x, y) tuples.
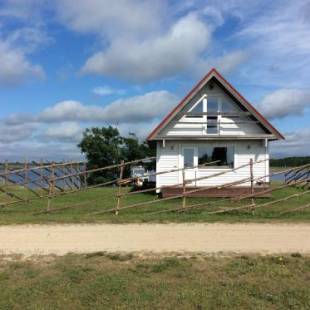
(0, 0), (309, 160)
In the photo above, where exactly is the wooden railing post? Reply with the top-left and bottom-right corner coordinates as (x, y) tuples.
(40, 159), (44, 187)
(182, 168), (186, 209)
(115, 160), (125, 215)
(4, 160), (8, 186)
(83, 161), (87, 189)
(249, 158), (256, 214)
(24, 160), (29, 187)
(70, 160), (74, 188)
(47, 162), (55, 212)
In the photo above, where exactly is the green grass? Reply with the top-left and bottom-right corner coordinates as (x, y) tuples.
(0, 254), (309, 309)
(0, 182), (309, 224)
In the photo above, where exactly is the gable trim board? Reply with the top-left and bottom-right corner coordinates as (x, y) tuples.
(147, 68), (284, 141)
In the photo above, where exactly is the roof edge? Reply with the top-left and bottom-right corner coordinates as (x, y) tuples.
(147, 68), (217, 141)
(147, 68), (284, 141)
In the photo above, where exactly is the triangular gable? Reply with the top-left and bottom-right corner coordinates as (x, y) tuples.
(147, 68), (284, 141)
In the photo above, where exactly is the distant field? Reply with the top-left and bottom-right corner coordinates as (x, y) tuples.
(0, 253), (309, 309)
(0, 182), (309, 225)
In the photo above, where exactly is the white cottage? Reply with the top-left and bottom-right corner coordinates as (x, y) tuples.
(147, 68), (284, 197)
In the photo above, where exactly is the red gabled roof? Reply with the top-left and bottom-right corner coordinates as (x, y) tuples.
(147, 68), (284, 141)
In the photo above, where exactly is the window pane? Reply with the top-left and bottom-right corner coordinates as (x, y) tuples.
(186, 101), (203, 118)
(207, 116), (218, 134)
(198, 146), (213, 165)
(191, 102), (203, 114)
(207, 98), (218, 113)
(221, 100), (234, 113)
(212, 147), (227, 165)
(183, 148), (194, 168)
(198, 146), (234, 167)
(207, 125), (218, 134)
(227, 146), (234, 167)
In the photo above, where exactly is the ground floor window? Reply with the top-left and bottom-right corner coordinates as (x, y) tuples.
(198, 146), (234, 167)
(183, 148), (195, 168)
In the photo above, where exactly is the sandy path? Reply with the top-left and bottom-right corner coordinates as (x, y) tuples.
(0, 223), (310, 255)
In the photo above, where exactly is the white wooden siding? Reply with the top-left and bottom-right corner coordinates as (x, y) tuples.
(156, 141), (180, 187)
(156, 140), (269, 190)
(160, 82), (265, 138)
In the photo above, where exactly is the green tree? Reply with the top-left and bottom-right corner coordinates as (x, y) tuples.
(78, 126), (155, 184)
(78, 126), (123, 184)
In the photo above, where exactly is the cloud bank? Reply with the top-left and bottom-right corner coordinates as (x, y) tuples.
(258, 89), (310, 119)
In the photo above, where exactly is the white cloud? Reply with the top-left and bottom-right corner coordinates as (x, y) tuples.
(6, 27), (52, 53)
(92, 86), (124, 97)
(215, 51), (249, 75)
(43, 122), (83, 142)
(271, 128), (310, 157)
(238, 1), (310, 57)
(0, 140), (83, 161)
(117, 120), (159, 140)
(0, 0), (44, 20)
(0, 1), (52, 87)
(53, 1), (249, 82)
(202, 5), (225, 27)
(0, 40), (44, 86)
(259, 89), (310, 119)
(101, 91), (178, 122)
(195, 50), (248, 77)
(81, 13), (210, 82)
(0, 122), (35, 143)
(5, 90), (178, 124)
(230, 0), (310, 88)
(55, 0), (164, 39)
(0, 90), (178, 160)
(40, 91), (177, 123)
(0, 89), (178, 160)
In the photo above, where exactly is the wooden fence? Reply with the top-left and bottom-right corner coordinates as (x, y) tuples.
(0, 158), (309, 217)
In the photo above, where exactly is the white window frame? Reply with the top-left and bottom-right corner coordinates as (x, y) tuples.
(197, 144), (235, 170)
(206, 96), (221, 135)
(184, 94), (207, 121)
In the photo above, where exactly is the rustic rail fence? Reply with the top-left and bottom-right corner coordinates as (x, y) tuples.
(0, 158), (309, 217)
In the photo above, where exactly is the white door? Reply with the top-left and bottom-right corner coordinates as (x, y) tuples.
(181, 147), (198, 186)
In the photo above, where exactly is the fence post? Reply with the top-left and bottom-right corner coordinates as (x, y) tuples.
(249, 158), (256, 214)
(40, 159), (44, 187)
(70, 160), (74, 188)
(24, 160), (29, 187)
(46, 162), (55, 212)
(83, 161), (87, 189)
(182, 168), (186, 209)
(115, 160), (125, 215)
(4, 160), (8, 186)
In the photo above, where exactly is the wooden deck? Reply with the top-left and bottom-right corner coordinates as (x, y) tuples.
(161, 186), (271, 198)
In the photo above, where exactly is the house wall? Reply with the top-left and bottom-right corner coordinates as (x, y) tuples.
(156, 139), (269, 191)
(160, 82), (266, 138)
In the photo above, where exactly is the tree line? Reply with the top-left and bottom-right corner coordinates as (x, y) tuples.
(270, 156), (310, 167)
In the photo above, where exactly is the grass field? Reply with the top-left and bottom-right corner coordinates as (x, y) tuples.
(0, 182), (309, 224)
(0, 253), (309, 309)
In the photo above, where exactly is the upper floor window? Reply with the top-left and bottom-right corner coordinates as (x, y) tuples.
(184, 95), (237, 134)
(207, 97), (219, 134)
(185, 95), (205, 118)
(221, 100), (234, 114)
(188, 101), (203, 118)
(207, 98), (219, 114)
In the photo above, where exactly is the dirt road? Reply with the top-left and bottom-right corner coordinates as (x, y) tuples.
(0, 223), (310, 255)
